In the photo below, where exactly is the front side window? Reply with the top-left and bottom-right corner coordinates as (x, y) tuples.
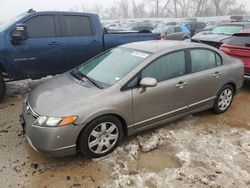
(74, 48), (151, 85)
(190, 49), (221, 72)
(141, 51), (186, 82)
(61, 15), (94, 36)
(26, 15), (56, 38)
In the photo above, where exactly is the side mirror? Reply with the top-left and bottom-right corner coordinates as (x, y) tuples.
(139, 77), (157, 93)
(11, 24), (28, 44)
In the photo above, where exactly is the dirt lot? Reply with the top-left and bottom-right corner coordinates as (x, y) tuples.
(0, 79), (250, 188)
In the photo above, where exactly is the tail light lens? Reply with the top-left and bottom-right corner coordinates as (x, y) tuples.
(220, 46), (250, 57)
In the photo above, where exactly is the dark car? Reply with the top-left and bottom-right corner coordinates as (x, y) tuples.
(220, 30), (250, 80)
(0, 11), (159, 100)
(183, 21), (207, 37)
(192, 22), (250, 48)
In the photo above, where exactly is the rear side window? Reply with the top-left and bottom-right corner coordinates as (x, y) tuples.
(26, 15), (56, 38)
(141, 50), (186, 82)
(190, 49), (222, 72)
(226, 35), (250, 47)
(61, 15), (94, 36)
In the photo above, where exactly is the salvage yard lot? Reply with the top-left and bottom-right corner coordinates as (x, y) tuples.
(0, 79), (250, 188)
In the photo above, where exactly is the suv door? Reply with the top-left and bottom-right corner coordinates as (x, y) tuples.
(11, 15), (63, 78)
(131, 50), (190, 131)
(60, 14), (103, 71)
(185, 48), (225, 111)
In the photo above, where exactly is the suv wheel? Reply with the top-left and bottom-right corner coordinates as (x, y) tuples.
(213, 85), (234, 114)
(0, 73), (6, 101)
(78, 115), (124, 158)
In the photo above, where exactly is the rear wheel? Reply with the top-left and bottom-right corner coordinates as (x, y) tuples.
(213, 85), (234, 114)
(78, 115), (124, 158)
(0, 73), (6, 101)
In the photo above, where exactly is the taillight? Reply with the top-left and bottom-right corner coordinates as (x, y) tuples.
(220, 45), (250, 57)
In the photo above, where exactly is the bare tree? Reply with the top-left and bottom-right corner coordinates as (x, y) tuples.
(213, 0), (235, 16)
(119, 0), (129, 18)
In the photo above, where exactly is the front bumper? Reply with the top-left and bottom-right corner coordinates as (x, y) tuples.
(20, 104), (78, 157)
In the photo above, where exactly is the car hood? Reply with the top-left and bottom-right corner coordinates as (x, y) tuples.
(192, 32), (231, 43)
(28, 73), (104, 117)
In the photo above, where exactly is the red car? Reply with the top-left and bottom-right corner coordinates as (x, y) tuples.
(220, 29), (250, 80)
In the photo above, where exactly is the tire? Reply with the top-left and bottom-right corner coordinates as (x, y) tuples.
(0, 73), (6, 101)
(78, 115), (124, 158)
(213, 85), (234, 114)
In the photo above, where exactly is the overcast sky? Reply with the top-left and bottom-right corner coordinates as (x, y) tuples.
(0, 0), (250, 22)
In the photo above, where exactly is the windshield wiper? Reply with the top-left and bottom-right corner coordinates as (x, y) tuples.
(70, 70), (103, 89)
(81, 74), (104, 89)
(70, 70), (83, 81)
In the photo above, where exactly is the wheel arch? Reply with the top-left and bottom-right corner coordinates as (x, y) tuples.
(76, 113), (128, 151)
(224, 82), (236, 94)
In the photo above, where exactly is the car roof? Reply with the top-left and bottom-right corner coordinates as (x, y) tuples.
(120, 40), (215, 54)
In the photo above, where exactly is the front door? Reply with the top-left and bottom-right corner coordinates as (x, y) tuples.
(131, 50), (189, 131)
(10, 15), (63, 78)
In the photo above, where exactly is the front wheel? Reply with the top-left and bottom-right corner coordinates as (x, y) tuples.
(0, 73), (6, 101)
(213, 85), (234, 114)
(78, 115), (124, 158)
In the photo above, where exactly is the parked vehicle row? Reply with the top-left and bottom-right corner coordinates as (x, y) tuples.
(0, 10), (160, 100)
(21, 41), (244, 158)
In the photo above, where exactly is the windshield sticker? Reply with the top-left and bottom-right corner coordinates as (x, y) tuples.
(115, 77), (120, 81)
(131, 52), (149, 59)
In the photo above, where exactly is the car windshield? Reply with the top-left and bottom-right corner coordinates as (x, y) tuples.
(74, 48), (151, 86)
(0, 13), (27, 32)
(211, 25), (243, 35)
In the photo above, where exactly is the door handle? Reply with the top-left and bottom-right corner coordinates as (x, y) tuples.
(176, 81), (188, 89)
(48, 42), (61, 46)
(213, 71), (222, 78)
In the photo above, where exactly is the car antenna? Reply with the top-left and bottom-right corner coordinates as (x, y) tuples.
(27, 9), (36, 13)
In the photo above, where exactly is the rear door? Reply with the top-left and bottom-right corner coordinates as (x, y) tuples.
(185, 48), (225, 110)
(131, 50), (190, 131)
(11, 14), (63, 77)
(60, 14), (103, 71)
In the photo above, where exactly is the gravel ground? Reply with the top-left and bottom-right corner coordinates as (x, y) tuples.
(0, 79), (250, 188)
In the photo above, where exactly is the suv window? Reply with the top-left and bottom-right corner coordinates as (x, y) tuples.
(141, 51), (186, 82)
(190, 49), (221, 72)
(26, 15), (56, 38)
(226, 35), (250, 47)
(61, 15), (94, 36)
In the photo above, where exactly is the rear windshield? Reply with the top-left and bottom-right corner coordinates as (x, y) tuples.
(227, 35), (250, 47)
(211, 25), (243, 35)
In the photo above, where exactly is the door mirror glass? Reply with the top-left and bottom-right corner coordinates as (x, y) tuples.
(12, 23), (28, 43)
(140, 77), (157, 88)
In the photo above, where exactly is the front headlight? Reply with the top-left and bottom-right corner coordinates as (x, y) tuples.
(33, 116), (77, 127)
